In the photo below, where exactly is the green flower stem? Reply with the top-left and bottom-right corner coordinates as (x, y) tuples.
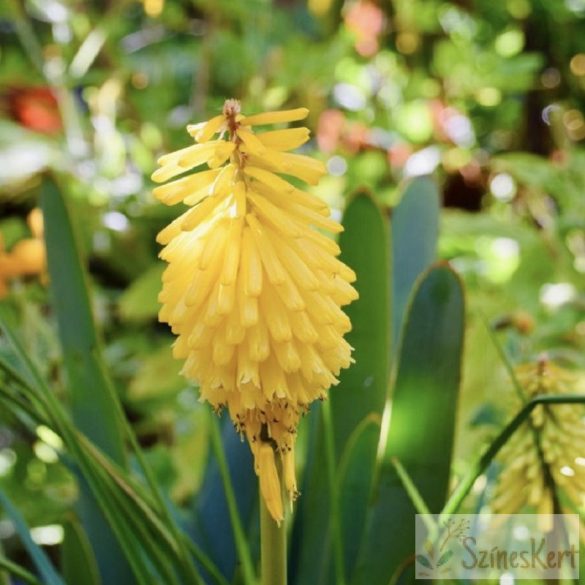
(390, 457), (432, 518)
(260, 472), (287, 585)
(441, 394), (585, 517)
(482, 316), (527, 402)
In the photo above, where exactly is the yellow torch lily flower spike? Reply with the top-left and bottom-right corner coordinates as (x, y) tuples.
(153, 100), (358, 522)
(492, 358), (585, 524)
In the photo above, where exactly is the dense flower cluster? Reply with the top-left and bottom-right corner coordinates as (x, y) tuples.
(153, 100), (358, 521)
(492, 359), (585, 522)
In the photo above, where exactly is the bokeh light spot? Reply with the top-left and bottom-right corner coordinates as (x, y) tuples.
(490, 173), (516, 202)
(476, 87), (502, 107)
(570, 53), (585, 76)
(495, 30), (525, 57)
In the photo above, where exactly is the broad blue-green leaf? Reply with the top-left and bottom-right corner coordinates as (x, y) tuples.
(333, 192), (391, 452)
(353, 265), (464, 585)
(337, 415), (381, 578)
(391, 177), (439, 348)
(40, 178), (132, 584)
(290, 406), (329, 585)
(291, 192), (391, 585)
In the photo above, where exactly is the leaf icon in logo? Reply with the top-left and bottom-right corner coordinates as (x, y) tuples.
(437, 550), (454, 567)
(416, 555), (434, 569)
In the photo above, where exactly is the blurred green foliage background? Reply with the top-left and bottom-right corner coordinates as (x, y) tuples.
(0, 0), (585, 583)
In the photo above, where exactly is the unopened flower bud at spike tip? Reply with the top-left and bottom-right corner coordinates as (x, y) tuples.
(223, 98), (241, 117)
(153, 101), (358, 521)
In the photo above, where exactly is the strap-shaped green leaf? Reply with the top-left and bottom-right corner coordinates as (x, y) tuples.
(353, 265), (464, 585)
(291, 192), (391, 585)
(337, 415), (381, 579)
(0, 317), (168, 583)
(62, 518), (102, 585)
(334, 191), (391, 453)
(40, 177), (131, 583)
(391, 177), (439, 349)
(40, 178), (126, 464)
(0, 318), (206, 584)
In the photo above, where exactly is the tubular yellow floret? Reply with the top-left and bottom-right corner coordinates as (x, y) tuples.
(257, 128), (311, 151)
(153, 99), (358, 520)
(187, 114), (226, 142)
(258, 444), (284, 524)
(241, 107), (309, 127)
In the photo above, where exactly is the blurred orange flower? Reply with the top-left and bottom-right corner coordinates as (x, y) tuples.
(344, 1), (385, 57)
(7, 87), (62, 135)
(0, 209), (47, 298)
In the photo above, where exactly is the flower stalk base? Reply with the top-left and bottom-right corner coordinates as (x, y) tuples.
(260, 459), (287, 585)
